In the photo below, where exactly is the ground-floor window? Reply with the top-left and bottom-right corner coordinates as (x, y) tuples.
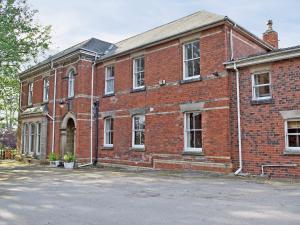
(104, 118), (114, 147)
(132, 115), (145, 148)
(184, 112), (202, 152)
(22, 122), (41, 155)
(285, 120), (300, 152)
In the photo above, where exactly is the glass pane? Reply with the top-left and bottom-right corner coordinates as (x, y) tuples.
(185, 114), (190, 130)
(193, 42), (200, 58)
(140, 58), (144, 71)
(134, 131), (141, 145)
(105, 119), (110, 131)
(194, 113), (201, 129)
(193, 59), (200, 76)
(140, 116), (145, 129)
(288, 135), (300, 147)
(105, 131), (110, 144)
(186, 61), (193, 78)
(258, 86), (270, 97)
(190, 131), (195, 148)
(185, 43), (192, 60)
(288, 121), (300, 129)
(189, 113), (194, 129)
(255, 73), (269, 85)
(140, 72), (144, 86)
(110, 119), (114, 130)
(134, 117), (139, 130)
(107, 80), (114, 93)
(195, 131), (202, 148)
(140, 131), (145, 145)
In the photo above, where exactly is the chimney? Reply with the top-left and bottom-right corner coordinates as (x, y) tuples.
(263, 20), (279, 48)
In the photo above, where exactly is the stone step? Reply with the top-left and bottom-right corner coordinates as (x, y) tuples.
(153, 159), (233, 173)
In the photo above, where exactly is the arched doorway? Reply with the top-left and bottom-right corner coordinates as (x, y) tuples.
(60, 112), (76, 156)
(65, 119), (75, 154)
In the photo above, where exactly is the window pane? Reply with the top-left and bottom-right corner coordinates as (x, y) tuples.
(186, 61), (193, 78)
(134, 131), (141, 145)
(140, 116), (145, 129)
(189, 113), (194, 129)
(140, 58), (144, 71)
(106, 80), (114, 93)
(193, 42), (200, 58)
(255, 73), (269, 85)
(193, 59), (200, 76)
(288, 121), (300, 129)
(258, 86), (270, 97)
(190, 131), (195, 147)
(140, 131), (145, 145)
(195, 131), (202, 148)
(288, 135), (300, 147)
(185, 43), (192, 60)
(186, 131), (191, 148)
(194, 113), (201, 129)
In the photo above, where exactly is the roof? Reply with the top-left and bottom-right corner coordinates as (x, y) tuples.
(225, 45), (300, 69)
(19, 38), (113, 77)
(102, 10), (225, 58)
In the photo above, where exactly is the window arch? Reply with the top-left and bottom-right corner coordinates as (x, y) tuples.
(68, 69), (75, 98)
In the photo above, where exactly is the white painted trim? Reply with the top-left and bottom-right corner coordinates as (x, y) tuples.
(132, 57), (145, 90)
(183, 112), (202, 152)
(182, 40), (200, 80)
(103, 117), (114, 147)
(132, 115), (145, 148)
(104, 65), (115, 95)
(251, 72), (272, 101)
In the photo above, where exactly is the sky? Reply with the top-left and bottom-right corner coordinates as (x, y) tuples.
(29, 0), (300, 57)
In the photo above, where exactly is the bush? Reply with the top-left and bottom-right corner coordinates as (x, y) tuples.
(48, 152), (58, 161)
(63, 152), (75, 163)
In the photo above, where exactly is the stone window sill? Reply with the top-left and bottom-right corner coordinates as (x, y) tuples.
(130, 147), (145, 151)
(251, 98), (274, 105)
(180, 77), (201, 85)
(283, 150), (300, 155)
(130, 87), (146, 93)
(103, 93), (115, 98)
(182, 151), (204, 156)
(101, 146), (114, 150)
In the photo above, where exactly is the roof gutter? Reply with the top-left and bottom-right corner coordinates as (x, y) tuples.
(225, 47), (300, 69)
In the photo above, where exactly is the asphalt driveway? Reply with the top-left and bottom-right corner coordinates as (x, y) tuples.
(0, 163), (299, 225)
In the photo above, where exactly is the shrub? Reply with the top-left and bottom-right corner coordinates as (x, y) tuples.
(48, 152), (57, 161)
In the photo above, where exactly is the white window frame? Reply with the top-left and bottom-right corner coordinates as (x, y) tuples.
(183, 40), (200, 80)
(28, 82), (33, 105)
(184, 112), (202, 152)
(105, 65), (115, 95)
(29, 123), (35, 154)
(68, 69), (75, 98)
(132, 115), (145, 149)
(43, 77), (49, 102)
(133, 57), (145, 90)
(251, 72), (272, 100)
(36, 123), (41, 155)
(104, 117), (114, 147)
(285, 119), (300, 152)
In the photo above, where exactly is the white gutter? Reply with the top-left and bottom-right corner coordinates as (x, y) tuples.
(234, 63), (243, 175)
(51, 60), (57, 153)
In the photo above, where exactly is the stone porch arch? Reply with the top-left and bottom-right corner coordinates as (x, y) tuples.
(60, 112), (77, 157)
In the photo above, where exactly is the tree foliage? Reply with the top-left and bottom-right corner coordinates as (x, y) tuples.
(0, 0), (51, 145)
(0, 0), (51, 77)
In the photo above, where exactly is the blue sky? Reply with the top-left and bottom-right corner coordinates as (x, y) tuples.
(29, 0), (300, 55)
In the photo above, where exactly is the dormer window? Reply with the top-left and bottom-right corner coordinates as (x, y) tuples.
(68, 69), (75, 98)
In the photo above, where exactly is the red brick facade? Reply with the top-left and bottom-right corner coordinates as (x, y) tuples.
(18, 13), (300, 177)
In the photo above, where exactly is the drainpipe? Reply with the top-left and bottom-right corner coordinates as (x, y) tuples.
(51, 60), (57, 153)
(234, 62), (243, 175)
(93, 100), (99, 165)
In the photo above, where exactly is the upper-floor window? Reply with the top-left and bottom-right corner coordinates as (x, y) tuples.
(28, 82), (33, 105)
(43, 78), (49, 102)
(184, 112), (202, 152)
(104, 117), (114, 147)
(252, 72), (271, 100)
(132, 115), (145, 148)
(285, 120), (300, 152)
(183, 41), (200, 79)
(68, 69), (75, 98)
(105, 66), (115, 95)
(133, 57), (144, 89)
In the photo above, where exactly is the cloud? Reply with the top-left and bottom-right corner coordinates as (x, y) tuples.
(29, 0), (300, 56)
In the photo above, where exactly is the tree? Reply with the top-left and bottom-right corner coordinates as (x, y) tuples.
(0, 0), (51, 148)
(0, 0), (51, 77)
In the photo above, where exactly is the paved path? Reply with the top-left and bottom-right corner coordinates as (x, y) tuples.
(0, 164), (299, 225)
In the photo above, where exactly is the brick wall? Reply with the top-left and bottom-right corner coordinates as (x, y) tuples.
(231, 58), (300, 178)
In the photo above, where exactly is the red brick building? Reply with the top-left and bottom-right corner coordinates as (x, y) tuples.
(18, 11), (300, 177)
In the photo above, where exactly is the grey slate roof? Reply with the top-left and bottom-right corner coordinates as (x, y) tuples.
(103, 10), (225, 59)
(20, 38), (113, 77)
